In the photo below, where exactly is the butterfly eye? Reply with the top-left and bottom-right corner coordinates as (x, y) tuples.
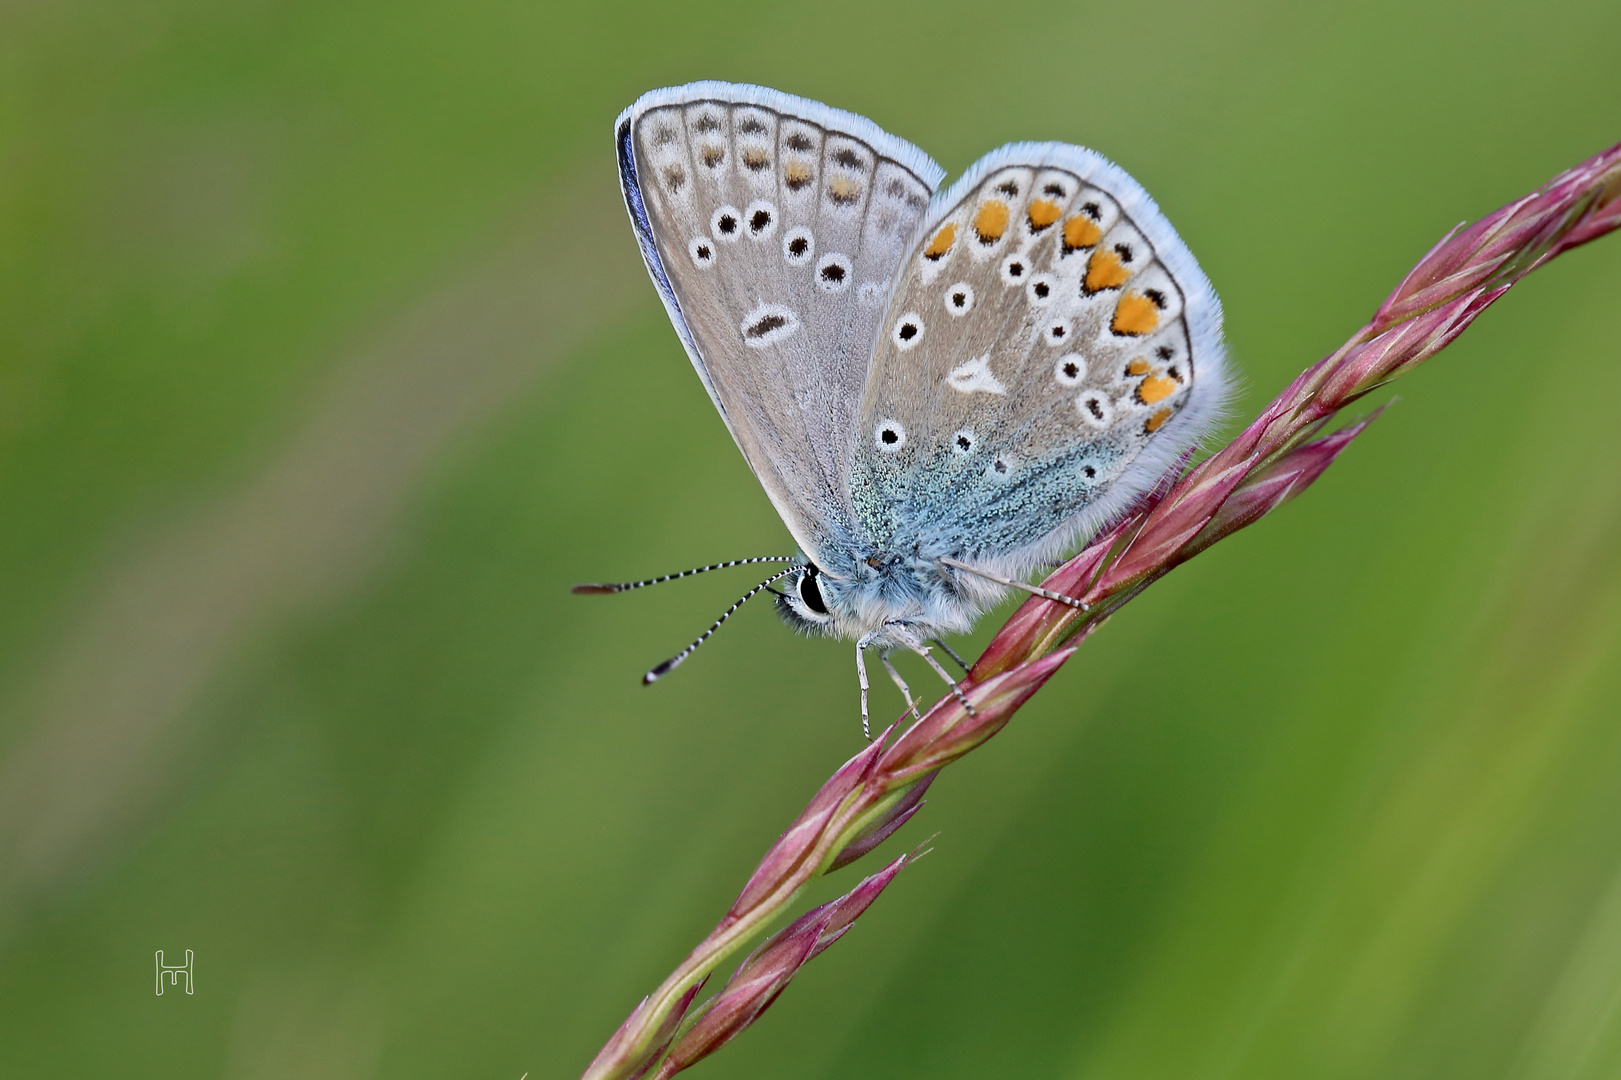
(944, 282), (974, 316)
(798, 568), (829, 615)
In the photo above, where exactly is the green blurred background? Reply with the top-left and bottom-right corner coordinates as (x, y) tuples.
(2, 0), (1619, 1076)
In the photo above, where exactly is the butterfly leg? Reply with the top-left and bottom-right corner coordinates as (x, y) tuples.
(891, 628), (977, 718)
(931, 637), (972, 675)
(854, 632), (878, 740)
(880, 651), (923, 722)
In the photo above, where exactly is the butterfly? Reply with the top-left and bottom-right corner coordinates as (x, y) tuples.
(582, 82), (1230, 735)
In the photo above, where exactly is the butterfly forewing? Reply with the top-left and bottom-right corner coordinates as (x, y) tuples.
(617, 84), (944, 564)
(852, 143), (1227, 574)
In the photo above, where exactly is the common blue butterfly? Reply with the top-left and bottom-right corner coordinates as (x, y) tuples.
(584, 82), (1230, 734)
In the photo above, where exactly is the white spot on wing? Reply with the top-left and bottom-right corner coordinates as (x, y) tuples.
(711, 205), (742, 242)
(782, 226), (814, 265)
(944, 282), (974, 316)
(1054, 354), (1086, 386)
(891, 312), (924, 350)
(999, 254), (1029, 285)
(947, 354), (1007, 396)
(1076, 390), (1114, 427)
(744, 199), (778, 240)
(740, 303), (800, 348)
(815, 252), (852, 292)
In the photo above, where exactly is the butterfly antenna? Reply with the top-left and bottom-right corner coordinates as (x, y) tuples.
(643, 566), (798, 685)
(572, 556), (795, 595)
(938, 556), (1090, 612)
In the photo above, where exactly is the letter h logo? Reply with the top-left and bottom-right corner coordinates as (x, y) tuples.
(155, 949), (193, 995)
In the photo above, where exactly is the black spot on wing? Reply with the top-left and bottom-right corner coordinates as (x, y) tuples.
(745, 313), (788, 338)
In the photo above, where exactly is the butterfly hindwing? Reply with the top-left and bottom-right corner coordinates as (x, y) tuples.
(851, 142), (1229, 575)
(616, 83), (944, 563)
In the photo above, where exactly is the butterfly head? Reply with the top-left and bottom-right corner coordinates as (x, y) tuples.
(773, 562), (843, 637)
(773, 552), (994, 645)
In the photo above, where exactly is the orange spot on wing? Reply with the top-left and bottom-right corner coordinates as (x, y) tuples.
(1027, 198), (1062, 230)
(1126, 357), (1151, 376)
(1063, 215), (1102, 250)
(1138, 375), (1177, 405)
(828, 175), (862, 204)
(1112, 292), (1161, 336)
(974, 199), (1010, 242)
(1084, 248), (1130, 293)
(1144, 406), (1173, 432)
(924, 223), (956, 260)
(784, 161), (813, 190)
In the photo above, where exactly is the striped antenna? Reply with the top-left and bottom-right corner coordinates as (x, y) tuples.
(643, 567), (799, 685)
(572, 556), (795, 595)
(938, 556), (1090, 612)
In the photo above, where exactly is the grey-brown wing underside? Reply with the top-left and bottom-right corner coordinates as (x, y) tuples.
(616, 83), (944, 563)
(851, 143), (1230, 577)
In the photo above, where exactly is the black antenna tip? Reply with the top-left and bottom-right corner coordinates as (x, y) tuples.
(643, 654), (684, 684)
(572, 583), (618, 595)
